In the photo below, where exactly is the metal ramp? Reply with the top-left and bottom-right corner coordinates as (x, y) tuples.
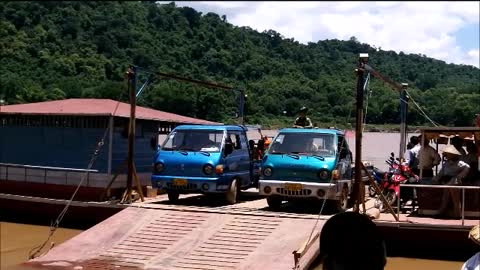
(27, 205), (323, 270)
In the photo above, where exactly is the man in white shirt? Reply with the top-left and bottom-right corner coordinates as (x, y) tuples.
(417, 136), (441, 178)
(462, 225), (479, 270)
(407, 135), (441, 178)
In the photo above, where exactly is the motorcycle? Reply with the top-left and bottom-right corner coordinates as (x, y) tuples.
(368, 166), (390, 197)
(374, 152), (419, 213)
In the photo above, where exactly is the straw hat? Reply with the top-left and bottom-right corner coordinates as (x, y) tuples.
(442, 144), (462, 156)
(469, 225), (480, 246)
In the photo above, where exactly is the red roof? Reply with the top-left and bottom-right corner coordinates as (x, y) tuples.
(0, 99), (219, 125)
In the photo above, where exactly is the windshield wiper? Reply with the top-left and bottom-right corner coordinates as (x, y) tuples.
(311, 154), (325, 161)
(286, 153), (300, 160)
(199, 151), (211, 156)
(178, 147), (195, 155)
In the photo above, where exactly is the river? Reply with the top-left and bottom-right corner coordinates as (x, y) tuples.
(1, 222), (465, 270)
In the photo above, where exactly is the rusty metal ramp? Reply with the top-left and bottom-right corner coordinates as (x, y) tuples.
(26, 206), (323, 270)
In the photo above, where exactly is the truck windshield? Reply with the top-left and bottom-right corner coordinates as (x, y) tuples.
(268, 133), (336, 156)
(161, 130), (224, 152)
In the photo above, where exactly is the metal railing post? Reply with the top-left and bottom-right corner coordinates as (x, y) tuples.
(461, 188), (465, 226)
(397, 186), (401, 220)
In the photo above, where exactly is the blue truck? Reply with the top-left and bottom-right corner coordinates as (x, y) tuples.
(151, 125), (261, 204)
(258, 128), (353, 211)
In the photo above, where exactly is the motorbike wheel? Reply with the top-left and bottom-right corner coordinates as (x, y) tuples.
(385, 190), (397, 207)
(368, 185), (377, 197)
(375, 190), (397, 213)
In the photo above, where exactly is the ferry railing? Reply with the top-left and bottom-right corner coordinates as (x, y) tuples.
(398, 183), (480, 226)
(0, 162), (98, 186)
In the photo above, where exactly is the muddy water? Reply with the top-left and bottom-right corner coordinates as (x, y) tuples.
(2, 222), (465, 270)
(1, 222), (81, 270)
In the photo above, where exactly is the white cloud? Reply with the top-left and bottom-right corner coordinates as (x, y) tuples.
(167, 1), (480, 67)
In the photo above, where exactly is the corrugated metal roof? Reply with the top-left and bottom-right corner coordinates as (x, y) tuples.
(0, 98), (220, 125)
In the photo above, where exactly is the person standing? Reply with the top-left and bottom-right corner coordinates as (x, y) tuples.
(404, 135), (420, 170)
(293, 106), (313, 128)
(417, 135), (441, 178)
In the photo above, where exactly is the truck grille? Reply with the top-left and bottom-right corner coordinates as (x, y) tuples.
(167, 183), (198, 190)
(276, 188), (312, 196)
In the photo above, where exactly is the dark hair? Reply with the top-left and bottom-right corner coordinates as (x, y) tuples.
(466, 141), (477, 154)
(319, 212), (386, 270)
(409, 136), (419, 145)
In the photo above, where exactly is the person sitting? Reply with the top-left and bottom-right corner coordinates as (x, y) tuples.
(314, 212), (387, 270)
(433, 145), (470, 218)
(248, 140), (256, 159)
(451, 136), (467, 159)
(293, 106), (313, 128)
(465, 141), (479, 184)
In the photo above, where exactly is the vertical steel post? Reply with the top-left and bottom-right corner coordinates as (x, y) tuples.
(239, 89), (245, 126)
(399, 83), (409, 160)
(353, 53), (368, 212)
(461, 188), (465, 226)
(126, 66), (137, 203)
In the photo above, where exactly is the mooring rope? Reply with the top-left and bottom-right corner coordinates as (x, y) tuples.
(28, 72), (130, 260)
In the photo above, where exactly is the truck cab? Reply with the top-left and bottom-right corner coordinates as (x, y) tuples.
(259, 128), (353, 211)
(151, 125), (258, 204)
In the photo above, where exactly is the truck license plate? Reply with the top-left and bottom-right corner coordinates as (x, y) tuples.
(173, 178), (188, 186)
(284, 183), (303, 191)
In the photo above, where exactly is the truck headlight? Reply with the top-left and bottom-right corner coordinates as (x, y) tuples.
(263, 167), (273, 177)
(203, 164), (214, 175)
(318, 169), (330, 180)
(154, 162), (164, 173)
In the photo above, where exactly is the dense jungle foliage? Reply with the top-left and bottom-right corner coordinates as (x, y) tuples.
(0, 1), (479, 128)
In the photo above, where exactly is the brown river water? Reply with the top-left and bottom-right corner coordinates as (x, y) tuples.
(1, 132), (472, 270)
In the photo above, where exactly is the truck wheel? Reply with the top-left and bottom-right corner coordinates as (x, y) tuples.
(335, 184), (349, 212)
(167, 191), (179, 203)
(267, 196), (282, 209)
(226, 179), (238, 205)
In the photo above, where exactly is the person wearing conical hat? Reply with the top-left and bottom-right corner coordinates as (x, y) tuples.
(293, 106), (313, 128)
(433, 144), (471, 218)
(461, 225), (479, 270)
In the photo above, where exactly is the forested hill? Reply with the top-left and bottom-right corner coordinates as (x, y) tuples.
(1, 1), (479, 127)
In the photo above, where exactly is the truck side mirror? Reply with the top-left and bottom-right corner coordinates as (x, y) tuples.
(224, 142), (234, 156)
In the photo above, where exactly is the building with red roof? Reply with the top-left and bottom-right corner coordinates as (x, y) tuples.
(0, 99), (220, 201)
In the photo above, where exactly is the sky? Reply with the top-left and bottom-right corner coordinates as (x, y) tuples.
(160, 1), (480, 68)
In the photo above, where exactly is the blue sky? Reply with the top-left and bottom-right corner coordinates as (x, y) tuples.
(163, 1), (480, 68)
(456, 23), (480, 51)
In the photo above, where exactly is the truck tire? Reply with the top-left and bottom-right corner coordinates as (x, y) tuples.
(167, 191), (179, 203)
(267, 196), (282, 209)
(225, 179), (238, 205)
(334, 184), (349, 212)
